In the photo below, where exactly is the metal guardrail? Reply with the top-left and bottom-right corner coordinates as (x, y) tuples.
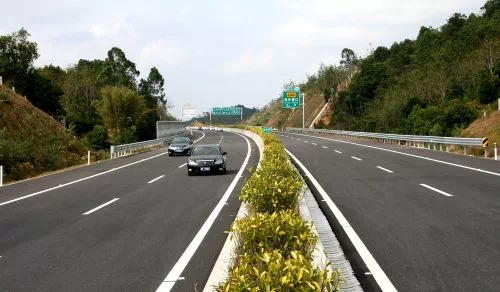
(286, 128), (490, 156)
(111, 128), (186, 159)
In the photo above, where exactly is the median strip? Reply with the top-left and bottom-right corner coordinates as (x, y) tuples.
(82, 198), (119, 215)
(420, 184), (453, 197)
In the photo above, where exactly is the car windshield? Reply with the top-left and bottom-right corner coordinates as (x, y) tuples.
(172, 137), (190, 144)
(191, 146), (220, 156)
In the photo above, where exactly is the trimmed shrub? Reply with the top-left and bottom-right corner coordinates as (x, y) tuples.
(231, 211), (318, 259)
(217, 250), (342, 292)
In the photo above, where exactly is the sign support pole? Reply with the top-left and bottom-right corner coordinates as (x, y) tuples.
(209, 111), (212, 128)
(240, 106), (243, 122)
(302, 93), (305, 132)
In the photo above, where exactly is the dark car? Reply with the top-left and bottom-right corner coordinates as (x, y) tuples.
(187, 144), (227, 175)
(168, 137), (193, 156)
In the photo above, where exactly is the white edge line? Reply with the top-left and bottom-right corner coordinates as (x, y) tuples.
(0, 131), (208, 208)
(376, 166), (394, 173)
(351, 156), (362, 161)
(286, 149), (397, 292)
(82, 198), (119, 215)
(178, 163), (187, 169)
(155, 132), (252, 292)
(285, 131), (500, 177)
(420, 184), (453, 197)
(148, 175), (165, 184)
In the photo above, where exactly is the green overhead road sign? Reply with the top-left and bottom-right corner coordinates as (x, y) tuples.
(212, 107), (241, 116)
(263, 127), (272, 133)
(282, 89), (301, 108)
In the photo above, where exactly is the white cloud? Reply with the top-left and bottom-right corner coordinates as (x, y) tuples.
(223, 49), (273, 73)
(90, 21), (134, 37)
(139, 39), (187, 67)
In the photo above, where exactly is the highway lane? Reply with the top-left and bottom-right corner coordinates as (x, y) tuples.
(0, 130), (259, 291)
(278, 132), (500, 292)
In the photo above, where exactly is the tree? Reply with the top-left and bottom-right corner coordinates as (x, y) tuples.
(23, 71), (64, 116)
(340, 48), (357, 68)
(482, 0), (500, 18)
(0, 28), (39, 92)
(98, 86), (145, 144)
(137, 67), (167, 140)
(97, 47), (140, 88)
(62, 65), (101, 134)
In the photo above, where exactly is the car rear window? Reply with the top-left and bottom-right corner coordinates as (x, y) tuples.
(192, 146), (220, 156)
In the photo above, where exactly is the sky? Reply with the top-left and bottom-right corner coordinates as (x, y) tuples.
(0, 0), (487, 119)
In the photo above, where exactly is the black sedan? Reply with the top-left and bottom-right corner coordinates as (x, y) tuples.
(187, 144), (227, 175)
(168, 137), (193, 156)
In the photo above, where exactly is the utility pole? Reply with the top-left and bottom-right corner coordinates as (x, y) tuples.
(302, 93), (306, 132)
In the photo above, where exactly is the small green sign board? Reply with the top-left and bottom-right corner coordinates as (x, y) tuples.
(212, 107), (241, 116)
(263, 127), (272, 133)
(282, 89), (301, 108)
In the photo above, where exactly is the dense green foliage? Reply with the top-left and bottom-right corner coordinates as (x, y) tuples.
(219, 128), (342, 291)
(330, 1), (500, 136)
(0, 28), (174, 149)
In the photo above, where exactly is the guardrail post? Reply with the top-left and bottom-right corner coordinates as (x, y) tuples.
(440, 144), (443, 151)
(495, 143), (497, 160)
(484, 148), (488, 158)
(88, 151), (91, 165)
(464, 146), (467, 155)
(0, 165), (3, 187)
(110, 146), (115, 159)
(446, 145), (450, 152)
(0, 76), (2, 85)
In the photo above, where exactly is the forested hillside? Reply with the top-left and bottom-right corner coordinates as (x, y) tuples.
(0, 28), (174, 181)
(330, 0), (500, 136)
(250, 0), (500, 138)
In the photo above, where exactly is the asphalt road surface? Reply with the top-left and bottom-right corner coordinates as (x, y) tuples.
(278, 131), (500, 292)
(0, 130), (259, 292)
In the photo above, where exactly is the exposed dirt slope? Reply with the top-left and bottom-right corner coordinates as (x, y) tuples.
(0, 85), (86, 181)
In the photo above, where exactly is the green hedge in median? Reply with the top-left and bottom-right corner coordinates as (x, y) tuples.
(217, 127), (342, 291)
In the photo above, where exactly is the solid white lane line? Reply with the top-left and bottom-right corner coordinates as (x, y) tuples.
(284, 132), (500, 177)
(304, 141), (309, 143)
(352, 156), (362, 161)
(286, 149), (397, 292)
(376, 166), (394, 173)
(178, 163), (187, 168)
(312, 143), (318, 146)
(82, 198), (119, 215)
(297, 138), (301, 140)
(420, 184), (453, 197)
(334, 150), (342, 154)
(193, 130), (206, 143)
(322, 146), (328, 149)
(156, 133), (252, 292)
(148, 175), (165, 183)
(0, 132), (210, 208)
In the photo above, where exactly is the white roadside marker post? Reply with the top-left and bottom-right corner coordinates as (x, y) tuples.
(88, 151), (91, 165)
(495, 143), (498, 161)
(0, 165), (3, 187)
